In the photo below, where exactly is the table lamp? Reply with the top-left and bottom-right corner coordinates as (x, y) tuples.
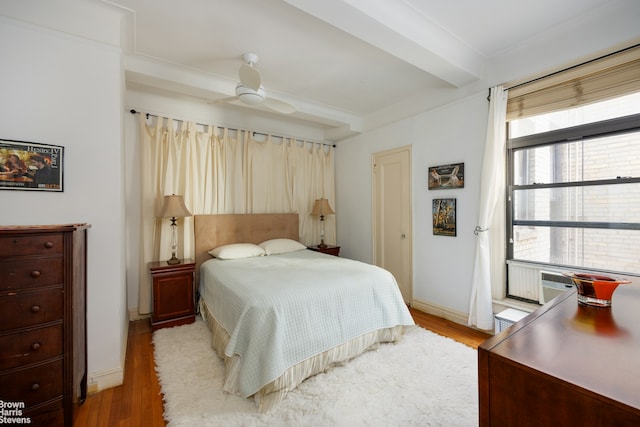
(160, 194), (192, 265)
(311, 198), (335, 248)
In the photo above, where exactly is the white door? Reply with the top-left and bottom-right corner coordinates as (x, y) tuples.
(372, 147), (412, 304)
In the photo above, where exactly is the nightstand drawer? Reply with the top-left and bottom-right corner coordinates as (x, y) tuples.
(0, 257), (64, 291)
(0, 324), (63, 370)
(0, 234), (63, 257)
(0, 359), (63, 407)
(0, 287), (64, 332)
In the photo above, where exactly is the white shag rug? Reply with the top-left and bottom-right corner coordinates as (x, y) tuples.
(153, 318), (478, 427)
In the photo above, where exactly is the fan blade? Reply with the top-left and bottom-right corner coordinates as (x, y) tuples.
(239, 64), (261, 91)
(265, 98), (296, 114)
(208, 96), (238, 105)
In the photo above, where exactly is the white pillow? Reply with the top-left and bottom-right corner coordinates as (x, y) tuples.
(208, 243), (265, 260)
(259, 238), (307, 255)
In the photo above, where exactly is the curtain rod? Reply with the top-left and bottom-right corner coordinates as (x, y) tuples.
(128, 109), (336, 148)
(503, 43), (639, 92)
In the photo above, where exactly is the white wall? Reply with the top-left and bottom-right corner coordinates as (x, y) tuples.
(336, 93), (488, 319)
(0, 13), (127, 390)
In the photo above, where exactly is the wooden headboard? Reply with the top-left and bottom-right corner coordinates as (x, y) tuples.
(194, 213), (300, 278)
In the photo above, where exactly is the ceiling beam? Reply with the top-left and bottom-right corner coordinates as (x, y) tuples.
(283, 0), (483, 87)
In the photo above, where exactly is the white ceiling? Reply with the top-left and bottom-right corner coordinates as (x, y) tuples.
(108, 0), (636, 139)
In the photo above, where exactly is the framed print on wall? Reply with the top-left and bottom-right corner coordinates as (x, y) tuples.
(433, 198), (456, 236)
(0, 139), (64, 192)
(428, 162), (464, 190)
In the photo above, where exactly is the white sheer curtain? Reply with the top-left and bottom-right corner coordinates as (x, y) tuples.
(137, 115), (335, 314)
(468, 86), (508, 330)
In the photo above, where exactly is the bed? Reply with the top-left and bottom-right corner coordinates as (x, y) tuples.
(194, 213), (415, 411)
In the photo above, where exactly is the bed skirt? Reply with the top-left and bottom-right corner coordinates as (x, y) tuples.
(199, 299), (411, 412)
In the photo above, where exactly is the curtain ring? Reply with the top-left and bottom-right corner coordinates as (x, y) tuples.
(474, 226), (489, 236)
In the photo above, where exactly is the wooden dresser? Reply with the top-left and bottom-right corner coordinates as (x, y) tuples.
(479, 280), (640, 426)
(0, 224), (90, 427)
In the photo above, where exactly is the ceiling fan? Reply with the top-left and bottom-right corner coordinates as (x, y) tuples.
(213, 53), (296, 115)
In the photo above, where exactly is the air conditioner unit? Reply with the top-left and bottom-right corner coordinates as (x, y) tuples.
(540, 270), (574, 304)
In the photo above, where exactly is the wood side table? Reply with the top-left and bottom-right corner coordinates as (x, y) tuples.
(308, 245), (340, 256)
(148, 259), (195, 330)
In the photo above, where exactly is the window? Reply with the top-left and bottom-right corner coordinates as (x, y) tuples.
(506, 94), (640, 302)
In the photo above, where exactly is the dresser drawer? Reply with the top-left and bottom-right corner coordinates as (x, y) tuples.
(0, 257), (64, 291)
(24, 398), (64, 427)
(0, 324), (63, 370)
(0, 288), (63, 332)
(0, 234), (63, 257)
(0, 359), (63, 408)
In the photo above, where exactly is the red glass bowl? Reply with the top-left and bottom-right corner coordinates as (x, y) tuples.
(564, 272), (631, 307)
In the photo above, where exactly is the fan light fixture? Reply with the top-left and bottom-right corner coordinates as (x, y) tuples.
(213, 53), (296, 114)
(235, 83), (265, 105)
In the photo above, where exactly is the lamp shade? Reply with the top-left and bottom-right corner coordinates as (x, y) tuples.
(311, 198), (335, 216)
(160, 194), (192, 218)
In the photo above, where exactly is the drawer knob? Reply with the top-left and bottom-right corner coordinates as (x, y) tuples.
(31, 383), (40, 391)
(31, 270), (41, 278)
(31, 305), (41, 313)
(44, 241), (54, 249)
(31, 342), (41, 351)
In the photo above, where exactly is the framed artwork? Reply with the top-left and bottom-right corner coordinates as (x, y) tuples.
(428, 162), (464, 190)
(433, 198), (456, 236)
(0, 139), (64, 192)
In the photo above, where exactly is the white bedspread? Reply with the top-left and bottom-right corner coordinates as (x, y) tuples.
(199, 249), (414, 398)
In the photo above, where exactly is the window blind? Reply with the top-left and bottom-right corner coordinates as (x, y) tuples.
(506, 45), (640, 121)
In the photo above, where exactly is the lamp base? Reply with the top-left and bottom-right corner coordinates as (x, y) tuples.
(317, 243), (328, 248)
(167, 255), (181, 265)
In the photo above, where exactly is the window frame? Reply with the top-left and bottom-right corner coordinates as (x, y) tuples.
(506, 113), (640, 291)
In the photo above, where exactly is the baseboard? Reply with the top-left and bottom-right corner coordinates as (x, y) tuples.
(87, 367), (124, 395)
(128, 307), (151, 321)
(411, 298), (493, 334)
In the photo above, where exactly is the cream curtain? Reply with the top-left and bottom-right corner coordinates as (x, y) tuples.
(468, 86), (508, 330)
(137, 115), (335, 314)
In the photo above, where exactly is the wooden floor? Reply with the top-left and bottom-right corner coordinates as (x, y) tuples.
(73, 308), (490, 426)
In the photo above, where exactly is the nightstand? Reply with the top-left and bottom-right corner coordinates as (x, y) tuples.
(148, 259), (196, 330)
(308, 245), (340, 256)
